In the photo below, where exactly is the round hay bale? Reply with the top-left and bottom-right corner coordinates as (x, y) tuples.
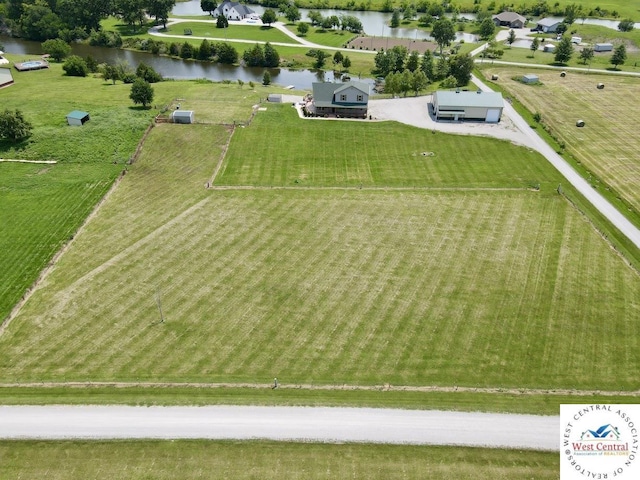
(576, 120), (585, 127)
(560, 71), (566, 77)
(491, 74), (499, 80)
(597, 83), (605, 89)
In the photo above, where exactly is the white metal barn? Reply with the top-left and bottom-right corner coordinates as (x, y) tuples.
(431, 90), (504, 122)
(171, 110), (194, 124)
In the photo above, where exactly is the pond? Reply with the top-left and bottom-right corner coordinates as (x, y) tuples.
(0, 35), (374, 90)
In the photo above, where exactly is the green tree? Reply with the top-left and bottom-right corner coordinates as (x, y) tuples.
(262, 70), (271, 85)
(0, 109), (33, 142)
(390, 9), (400, 28)
(554, 36), (573, 64)
(19, 4), (62, 41)
(284, 5), (300, 23)
(506, 29), (516, 48)
(136, 62), (162, 82)
(297, 22), (309, 36)
(448, 53), (474, 86)
(307, 49), (330, 69)
(579, 46), (594, 65)
(478, 17), (496, 40)
(62, 55), (88, 76)
(261, 8), (277, 26)
(216, 15), (228, 28)
(530, 37), (540, 57)
(129, 78), (154, 107)
(102, 64), (121, 84)
(216, 43), (238, 64)
(263, 42), (280, 67)
(431, 18), (456, 56)
(56, 0), (112, 33)
(200, 0), (216, 15)
(410, 70), (428, 95)
(198, 39), (213, 60)
(399, 69), (412, 96)
(435, 55), (449, 80)
(610, 44), (626, 69)
(406, 50), (420, 72)
(180, 42), (194, 59)
(85, 55), (99, 73)
(420, 49), (434, 82)
(243, 44), (264, 67)
(618, 19), (635, 32)
(307, 10), (322, 26)
(384, 71), (399, 96)
(342, 55), (351, 70)
(146, 0), (176, 29)
(564, 3), (579, 25)
(114, 0), (147, 33)
(333, 50), (344, 65)
(41, 38), (71, 62)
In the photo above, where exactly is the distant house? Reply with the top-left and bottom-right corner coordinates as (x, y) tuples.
(171, 110), (194, 124)
(431, 90), (504, 122)
(213, 1), (255, 20)
(0, 68), (13, 89)
(66, 110), (90, 126)
(492, 12), (527, 28)
(312, 81), (370, 118)
(536, 18), (563, 33)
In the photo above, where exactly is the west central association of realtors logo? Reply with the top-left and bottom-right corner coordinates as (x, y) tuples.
(560, 404), (639, 479)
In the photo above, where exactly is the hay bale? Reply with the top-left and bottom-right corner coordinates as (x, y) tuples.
(597, 83), (605, 89)
(560, 71), (566, 77)
(491, 74), (499, 80)
(576, 120), (585, 127)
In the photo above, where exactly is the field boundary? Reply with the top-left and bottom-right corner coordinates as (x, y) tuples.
(1, 382), (638, 397)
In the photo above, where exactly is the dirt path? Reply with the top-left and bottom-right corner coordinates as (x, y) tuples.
(1, 381), (637, 397)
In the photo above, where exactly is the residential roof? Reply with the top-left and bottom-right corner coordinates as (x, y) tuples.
(219, 1), (254, 15)
(0, 68), (13, 87)
(537, 17), (563, 26)
(492, 12), (526, 23)
(312, 81), (370, 108)
(66, 110), (89, 119)
(434, 90), (504, 109)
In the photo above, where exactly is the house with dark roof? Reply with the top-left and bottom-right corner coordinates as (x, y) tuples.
(311, 81), (370, 118)
(213, 1), (255, 20)
(492, 11), (527, 28)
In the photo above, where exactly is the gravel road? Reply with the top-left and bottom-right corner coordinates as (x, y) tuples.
(0, 405), (559, 450)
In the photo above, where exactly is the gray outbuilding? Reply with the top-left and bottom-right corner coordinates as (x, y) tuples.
(66, 110), (90, 126)
(171, 110), (194, 124)
(431, 90), (504, 122)
(522, 74), (539, 84)
(594, 43), (613, 52)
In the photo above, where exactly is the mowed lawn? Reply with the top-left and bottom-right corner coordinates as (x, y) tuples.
(0, 440), (558, 480)
(480, 68), (640, 221)
(1, 114), (639, 391)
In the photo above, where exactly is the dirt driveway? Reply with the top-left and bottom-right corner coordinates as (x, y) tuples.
(367, 95), (537, 149)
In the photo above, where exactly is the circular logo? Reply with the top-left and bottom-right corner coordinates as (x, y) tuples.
(561, 404), (639, 479)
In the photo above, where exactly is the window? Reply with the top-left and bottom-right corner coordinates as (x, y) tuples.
(340, 94), (347, 101)
(357, 95), (363, 102)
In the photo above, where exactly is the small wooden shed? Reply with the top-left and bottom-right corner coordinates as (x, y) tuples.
(66, 110), (90, 126)
(171, 110), (194, 124)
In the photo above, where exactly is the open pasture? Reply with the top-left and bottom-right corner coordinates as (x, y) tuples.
(481, 67), (640, 223)
(217, 105), (558, 188)
(0, 440), (558, 480)
(162, 22), (297, 44)
(2, 118), (639, 391)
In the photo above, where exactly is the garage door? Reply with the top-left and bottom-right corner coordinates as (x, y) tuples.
(485, 109), (501, 122)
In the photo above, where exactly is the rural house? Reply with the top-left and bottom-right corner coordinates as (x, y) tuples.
(536, 18), (563, 33)
(431, 90), (504, 123)
(213, 1), (255, 20)
(492, 12), (527, 28)
(311, 81), (370, 118)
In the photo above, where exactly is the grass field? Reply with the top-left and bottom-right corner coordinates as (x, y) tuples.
(162, 22), (297, 44)
(479, 67), (640, 225)
(2, 105), (639, 392)
(285, 24), (358, 48)
(0, 440), (559, 480)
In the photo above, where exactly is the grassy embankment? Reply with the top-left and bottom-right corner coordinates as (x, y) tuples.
(0, 440), (559, 480)
(478, 67), (640, 230)
(2, 103), (638, 403)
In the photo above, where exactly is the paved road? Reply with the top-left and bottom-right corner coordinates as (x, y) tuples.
(0, 405), (559, 450)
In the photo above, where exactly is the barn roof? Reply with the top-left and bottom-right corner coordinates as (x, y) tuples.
(434, 91), (504, 109)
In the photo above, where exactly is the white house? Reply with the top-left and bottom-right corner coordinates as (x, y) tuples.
(536, 17), (563, 33)
(431, 90), (504, 123)
(311, 81), (370, 118)
(213, 1), (255, 20)
(492, 12), (527, 28)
